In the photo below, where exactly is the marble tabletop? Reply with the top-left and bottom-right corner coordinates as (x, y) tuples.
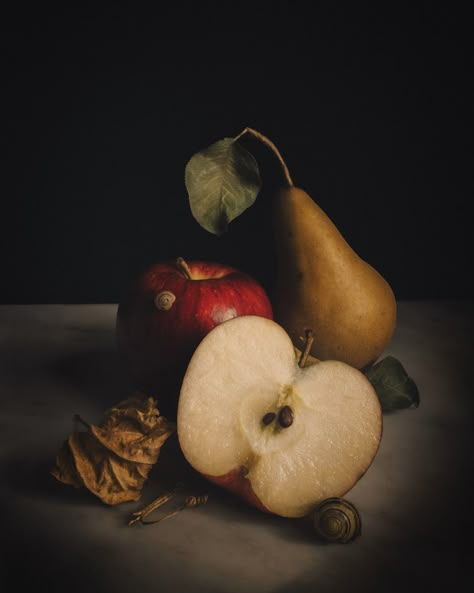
(1, 302), (473, 593)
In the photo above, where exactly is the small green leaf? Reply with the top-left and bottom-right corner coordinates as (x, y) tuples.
(364, 356), (420, 413)
(185, 138), (261, 235)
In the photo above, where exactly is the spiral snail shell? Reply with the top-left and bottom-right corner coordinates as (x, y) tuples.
(154, 290), (176, 311)
(312, 497), (361, 543)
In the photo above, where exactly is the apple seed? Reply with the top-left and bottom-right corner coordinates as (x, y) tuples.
(278, 405), (294, 428)
(262, 412), (276, 425)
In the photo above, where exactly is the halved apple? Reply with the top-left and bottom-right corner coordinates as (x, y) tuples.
(177, 316), (382, 518)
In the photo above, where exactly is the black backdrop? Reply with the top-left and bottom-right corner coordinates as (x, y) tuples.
(2, 4), (472, 304)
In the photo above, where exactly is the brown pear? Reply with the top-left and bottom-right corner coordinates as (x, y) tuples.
(272, 186), (397, 369)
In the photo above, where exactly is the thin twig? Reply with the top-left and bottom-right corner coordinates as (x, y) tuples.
(234, 127), (294, 187)
(175, 257), (193, 280)
(129, 493), (209, 526)
(128, 492), (175, 526)
(298, 329), (315, 368)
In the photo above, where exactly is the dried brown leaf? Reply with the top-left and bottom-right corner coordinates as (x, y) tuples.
(51, 439), (83, 488)
(51, 392), (175, 505)
(68, 431), (153, 505)
(90, 394), (173, 464)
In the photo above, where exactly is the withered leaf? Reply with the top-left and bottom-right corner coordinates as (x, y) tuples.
(52, 439), (83, 488)
(68, 431), (153, 505)
(90, 394), (174, 464)
(51, 393), (175, 505)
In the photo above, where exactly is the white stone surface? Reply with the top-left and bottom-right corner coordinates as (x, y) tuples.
(1, 302), (472, 593)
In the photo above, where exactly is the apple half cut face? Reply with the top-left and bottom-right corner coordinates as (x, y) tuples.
(177, 316), (382, 518)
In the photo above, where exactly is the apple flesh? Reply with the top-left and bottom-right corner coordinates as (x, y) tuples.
(116, 258), (273, 418)
(177, 316), (382, 518)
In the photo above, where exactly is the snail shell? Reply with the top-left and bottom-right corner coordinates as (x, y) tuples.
(312, 497), (361, 543)
(154, 290), (176, 311)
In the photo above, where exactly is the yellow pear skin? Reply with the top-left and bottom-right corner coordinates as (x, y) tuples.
(273, 186), (397, 369)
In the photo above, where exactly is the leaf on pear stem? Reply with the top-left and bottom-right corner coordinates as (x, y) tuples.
(364, 356), (420, 413)
(185, 137), (261, 235)
(51, 393), (176, 505)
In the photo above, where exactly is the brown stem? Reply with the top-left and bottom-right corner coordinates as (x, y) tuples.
(148, 495), (209, 524)
(298, 329), (315, 368)
(176, 257), (193, 280)
(234, 127), (294, 187)
(128, 492), (175, 526)
(128, 493), (208, 526)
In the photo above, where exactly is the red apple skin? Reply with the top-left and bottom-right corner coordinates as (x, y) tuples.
(204, 468), (270, 514)
(116, 259), (273, 419)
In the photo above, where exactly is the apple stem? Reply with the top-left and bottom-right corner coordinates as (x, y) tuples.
(234, 127), (294, 188)
(176, 257), (193, 280)
(298, 329), (315, 368)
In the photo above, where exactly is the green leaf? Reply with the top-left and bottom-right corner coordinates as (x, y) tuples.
(185, 138), (261, 235)
(364, 356), (420, 413)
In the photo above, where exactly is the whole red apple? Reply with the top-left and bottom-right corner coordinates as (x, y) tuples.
(116, 257), (273, 418)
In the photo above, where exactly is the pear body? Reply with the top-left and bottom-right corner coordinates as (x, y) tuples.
(273, 187), (396, 369)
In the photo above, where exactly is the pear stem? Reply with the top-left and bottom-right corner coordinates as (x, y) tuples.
(176, 257), (193, 280)
(298, 330), (315, 368)
(234, 127), (294, 187)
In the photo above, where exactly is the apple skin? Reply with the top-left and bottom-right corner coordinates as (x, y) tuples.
(204, 461), (379, 517)
(116, 258), (273, 418)
(204, 468), (270, 514)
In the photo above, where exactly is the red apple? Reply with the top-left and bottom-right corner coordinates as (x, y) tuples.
(116, 257), (273, 418)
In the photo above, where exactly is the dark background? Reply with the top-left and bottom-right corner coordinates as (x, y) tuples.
(2, 3), (472, 304)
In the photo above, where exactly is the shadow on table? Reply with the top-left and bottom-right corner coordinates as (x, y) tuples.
(2, 454), (100, 507)
(51, 347), (136, 406)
